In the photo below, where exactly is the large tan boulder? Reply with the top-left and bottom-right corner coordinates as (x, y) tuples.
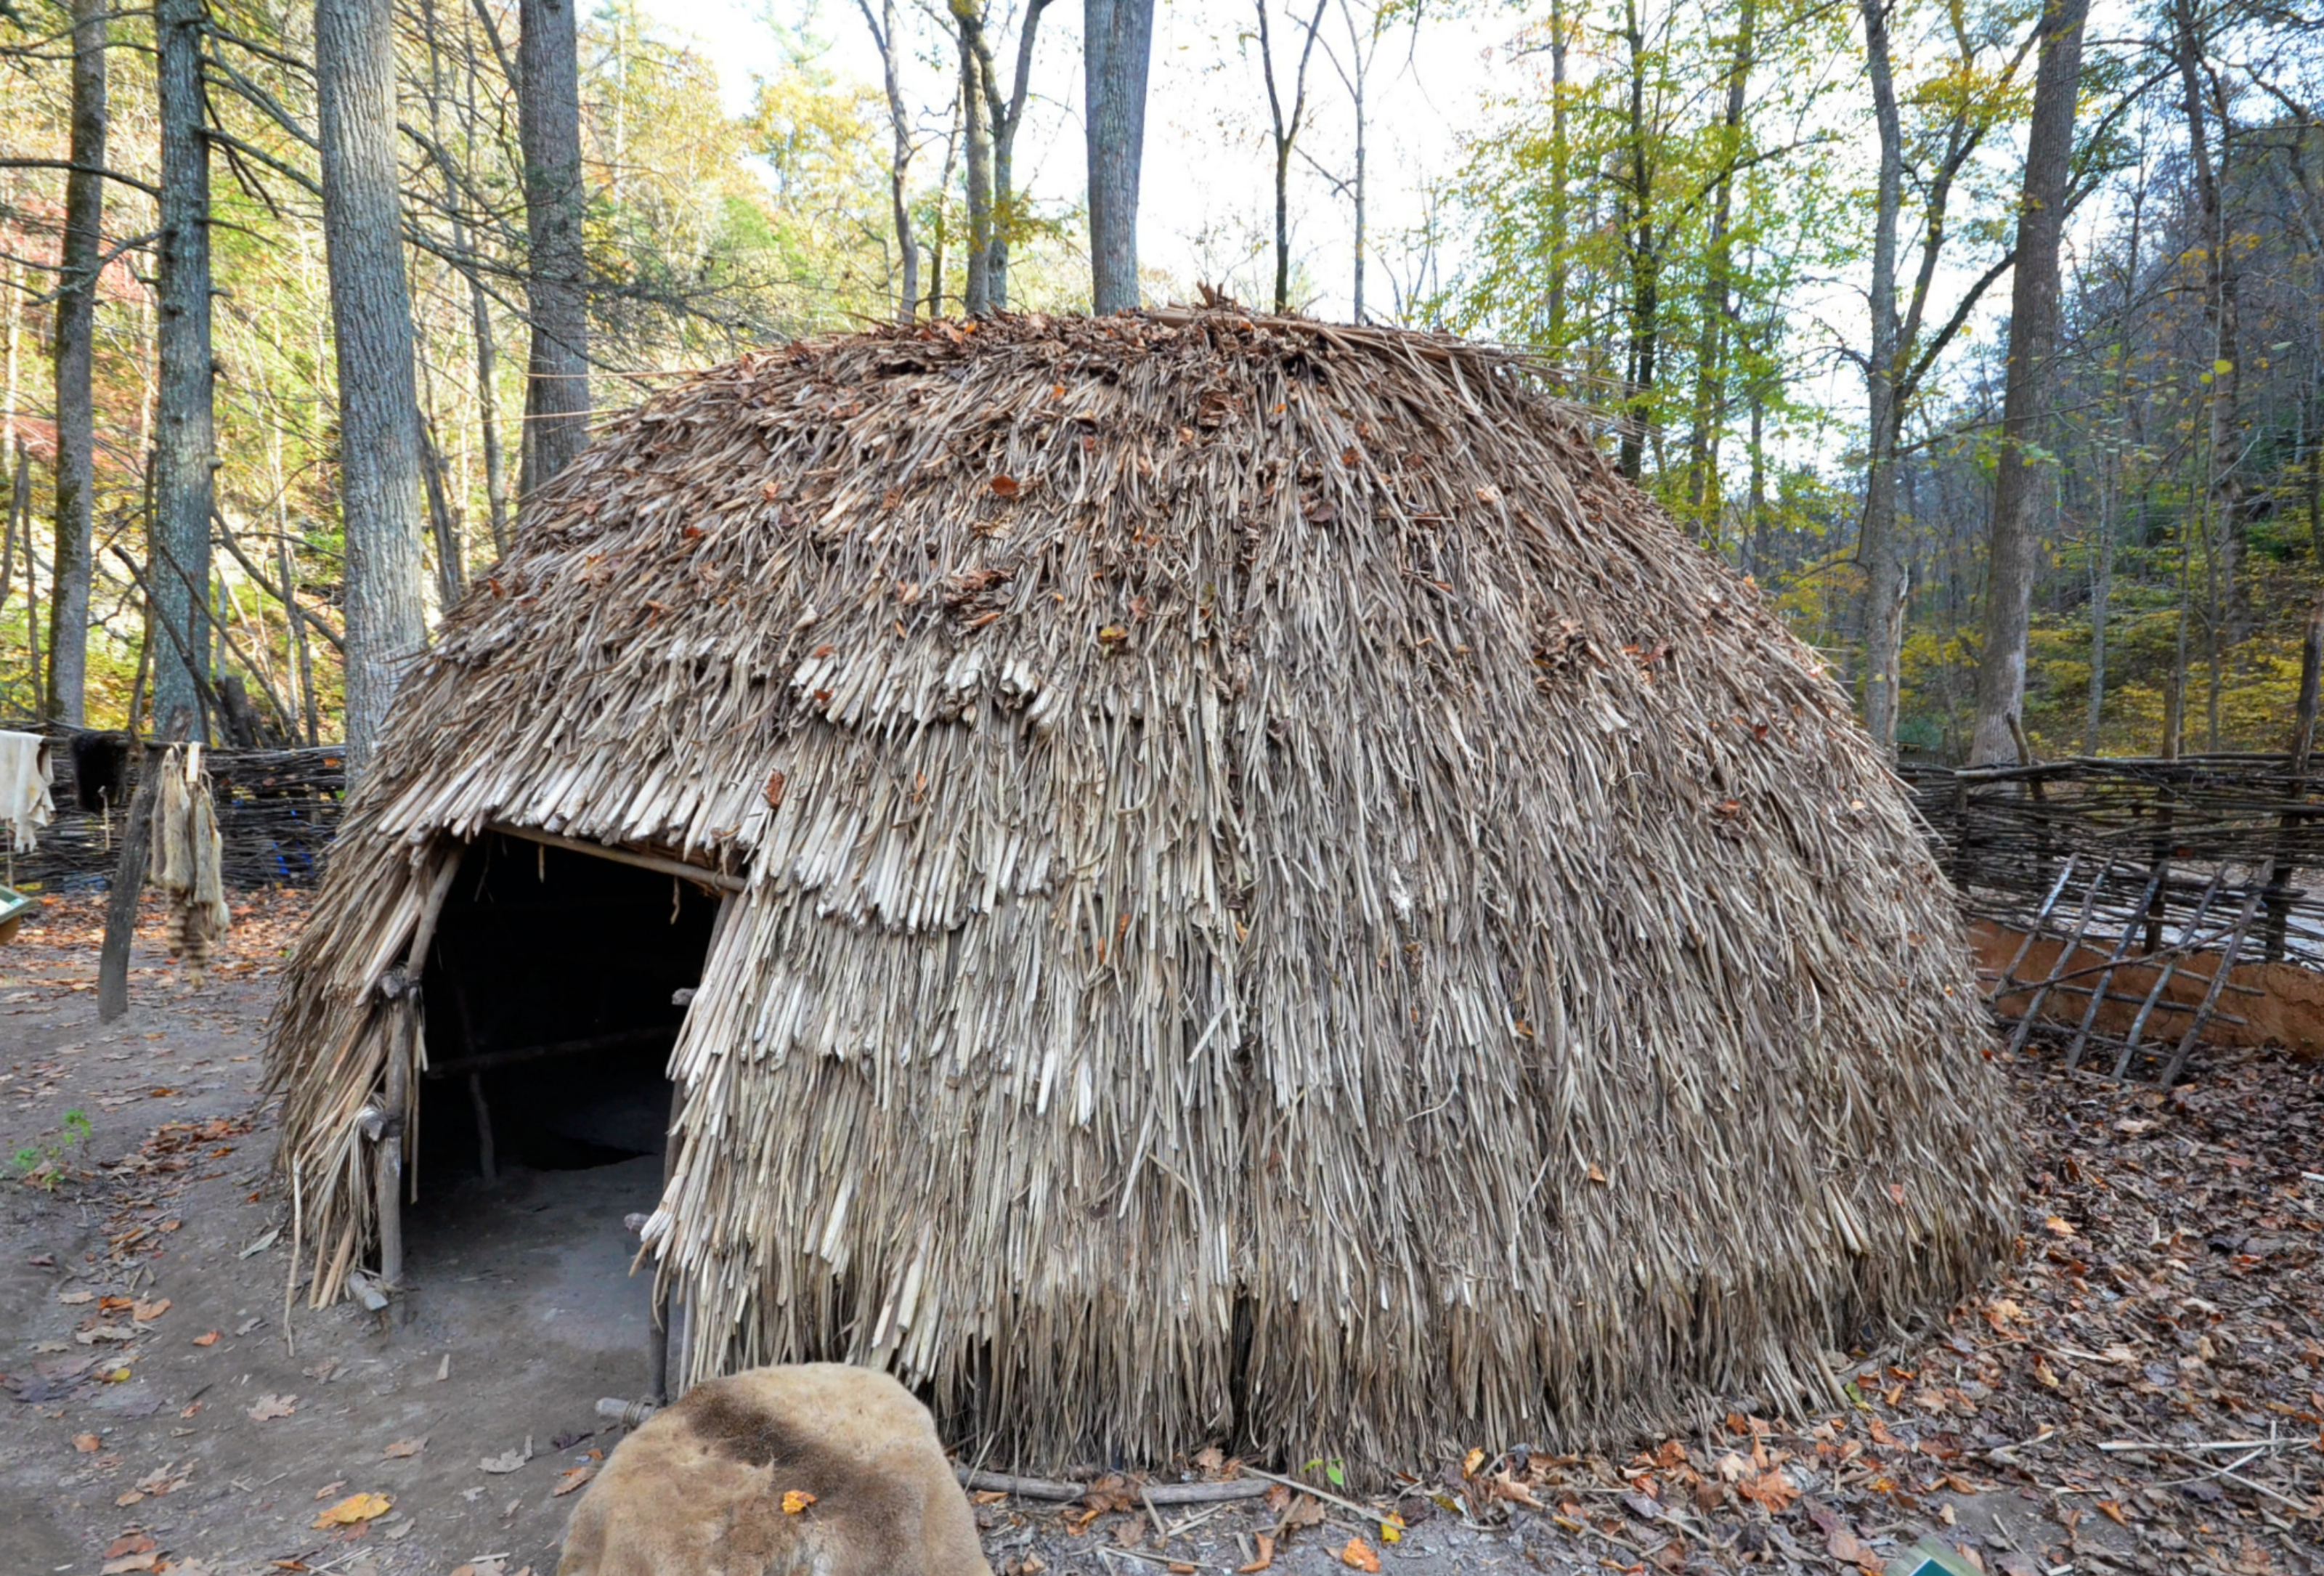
(558, 1364), (992, 1576)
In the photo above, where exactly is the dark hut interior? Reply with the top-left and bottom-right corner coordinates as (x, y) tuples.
(413, 832), (717, 1183)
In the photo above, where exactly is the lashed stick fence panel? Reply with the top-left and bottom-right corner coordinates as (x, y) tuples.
(1906, 754), (2324, 1081)
(1, 720), (344, 891)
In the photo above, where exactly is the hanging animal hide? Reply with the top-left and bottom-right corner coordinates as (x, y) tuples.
(149, 743), (232, 978)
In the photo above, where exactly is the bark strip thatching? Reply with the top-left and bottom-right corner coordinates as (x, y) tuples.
(268, 309), (2015, 1474)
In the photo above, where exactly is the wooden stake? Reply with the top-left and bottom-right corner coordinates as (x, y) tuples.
(468, 1071), (496, 1184)
(96, 705), (190, 1022)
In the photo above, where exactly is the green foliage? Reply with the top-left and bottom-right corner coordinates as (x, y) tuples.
(12, 1109), (92, 1191)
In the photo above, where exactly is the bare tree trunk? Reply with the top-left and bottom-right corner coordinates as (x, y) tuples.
(2171, 0), (2242, 655)
(466, 277), (510, 555)
(317, 0), (429, 773)
(46, 0), (107, 727)
(927, 94), (962, 317)
(519, 0), (589, 493)
(419, 415), (465, 610)
(1545, 0), (1569, 354)
(955, 0), (1052, 311)
(1256, 0), (1327, 314)
(1967, 0), (2089, 766)
(858, 0), (919, 322)
(1682, 0), (1755, 539)
(2084, 462), (2114, 754)
(153, 0), (215, 739)
(431, 0), (511, 555)
(956, 15), (994, 317)
(1085, 0), (1155, 313)
(1745, 379), (1768, 580)
(1856, 0), (1906, 754)
(1333, 0), (1379, 322)
(1615, 0), (1657, 484)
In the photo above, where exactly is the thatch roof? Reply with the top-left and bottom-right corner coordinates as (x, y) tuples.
(267, 309), (2015, 1474)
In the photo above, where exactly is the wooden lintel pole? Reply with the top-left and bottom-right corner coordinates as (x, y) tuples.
(484, 819), (745, 893)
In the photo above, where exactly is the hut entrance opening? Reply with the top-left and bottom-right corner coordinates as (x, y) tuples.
(415, 831), (718, 1183)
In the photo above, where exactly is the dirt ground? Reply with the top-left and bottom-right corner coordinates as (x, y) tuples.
(2, 891), (2320, 1576)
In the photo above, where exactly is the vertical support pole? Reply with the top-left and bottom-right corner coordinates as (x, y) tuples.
(468, 1073), (497, 1185)
(374, 975), (411, 1288)
(370, 846), (463, 1288)
(648, 1076), (681, 1405)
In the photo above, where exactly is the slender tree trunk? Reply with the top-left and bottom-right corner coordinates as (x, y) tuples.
(153, 0), (214, 739)
(1616, 0), (1656, 483)
(1085, 0), (1155, 313)
(1967, 0), (2089, 766)
(927, 95), (962, 317)
(957, 16), (994, 317)
(858, 0), (919, 322)
(1340, 0), (1373, 322)
(419, 415), (465, 609)
(2310, 372), (2323, 565)
(958, 0), (1051, 311)
(4, 258), (17, 453)
(1746, 381), (1768, 580)
(1545, 0), (1569, 354)
(467, 277), (511, 556)
(1683, 0), (1755, 539)
(430, 0), (511, 555)
(2170, 0), (2240, 657)
(46, 0), (107, 727)
(519, 0), (589, 494)
(1856, 0), (1907, 754)
(1257, 0), (1326, 315)
(317, 0), (429, 773)
(2084, 461), (2114, 754)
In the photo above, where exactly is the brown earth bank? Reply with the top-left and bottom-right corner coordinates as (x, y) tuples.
(1970, 921), (2324, 1059)
(1, 892), (2319, 1576)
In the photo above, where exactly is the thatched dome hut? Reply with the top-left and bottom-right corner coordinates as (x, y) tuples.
(269, 310), (2015, 1473)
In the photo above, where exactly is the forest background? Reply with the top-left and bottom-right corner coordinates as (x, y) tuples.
(0, 0), (2319, 767)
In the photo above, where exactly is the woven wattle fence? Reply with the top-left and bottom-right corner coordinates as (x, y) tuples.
(1, 722), (344, 892)
(1901, 754), (2324, 1079)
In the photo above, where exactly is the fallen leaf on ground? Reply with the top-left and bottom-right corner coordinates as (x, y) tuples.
(779, 1487), (816, 1514)
(479, 1436), (535, 1473)
(1735, 1469), (1797, 1514)
(312, 1479), (347, 1500)
(1827, 1524), (1881, 1572)
(131, 1298), (170, 1320)
(383, 1437), (425, 1458)
(192, 1329), (219, 1346)
(58, 1288), (93, 1304)
(1237, 1532), (1276, 1573)
(247, 1393), (296, 1421)
(1340, 1538), (1381, 1572)
(104, 1534), (155, 1559)
(312, 1491), (391, 1527)
(73, 1432), (100, 1452)
(555, 1466), (595, 1497)
(99, 1556), (155, 1575)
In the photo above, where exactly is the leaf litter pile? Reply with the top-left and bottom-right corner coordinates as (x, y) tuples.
(972, 1044), (2323, 1575)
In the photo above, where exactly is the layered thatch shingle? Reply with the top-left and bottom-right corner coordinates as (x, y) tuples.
(268, 309), (2015, 1474)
